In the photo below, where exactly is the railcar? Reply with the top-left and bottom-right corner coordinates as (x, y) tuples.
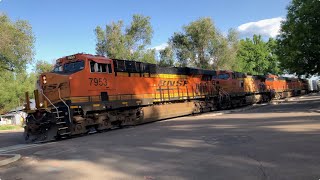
(308, 79), (319, 92)
(265, 74), (291, 99)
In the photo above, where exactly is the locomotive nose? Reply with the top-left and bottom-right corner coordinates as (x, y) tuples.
(40, 73), (71, 103)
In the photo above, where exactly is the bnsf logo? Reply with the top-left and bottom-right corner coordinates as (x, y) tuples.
(43, 82), (69, 92)
(158, 80), (188, 86)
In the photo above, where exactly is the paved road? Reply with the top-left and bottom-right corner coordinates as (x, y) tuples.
(1, 93), (320, 180)
(0, 130), (24, 148)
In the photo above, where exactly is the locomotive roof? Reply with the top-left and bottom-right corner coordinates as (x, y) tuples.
(112, 58), (217, 76)
(54, 53), (218, 77)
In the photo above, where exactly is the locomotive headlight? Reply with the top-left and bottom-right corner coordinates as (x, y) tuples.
(42, 75), (47, 84)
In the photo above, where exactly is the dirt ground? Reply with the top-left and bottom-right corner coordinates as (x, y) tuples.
(0, 93), (320, 180)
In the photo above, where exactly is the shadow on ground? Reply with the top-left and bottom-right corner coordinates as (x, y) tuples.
(1, 94), (320, 180)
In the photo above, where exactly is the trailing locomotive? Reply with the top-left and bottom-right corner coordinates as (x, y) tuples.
(23, 53), (308, 142)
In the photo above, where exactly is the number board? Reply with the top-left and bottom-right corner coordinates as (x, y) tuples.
(66, 55), (76, 60)
(89, 78), (108, 87)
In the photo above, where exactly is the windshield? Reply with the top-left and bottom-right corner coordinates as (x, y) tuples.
(218, 73), (230, 80)
(53, 60), (85, 73)
(53, 65), (63, 72)
(64, 61), (85, 73)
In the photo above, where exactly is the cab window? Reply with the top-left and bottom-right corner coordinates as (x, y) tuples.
(107, 64), (112, 73)
(90, 61), (112, 73)
(201, 75), (212, 81)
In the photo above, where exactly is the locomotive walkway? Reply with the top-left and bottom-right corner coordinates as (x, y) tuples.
(1, 93), (320, 180)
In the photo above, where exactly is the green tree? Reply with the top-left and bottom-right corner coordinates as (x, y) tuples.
(277, 0), (320, 75)
(170, 17), (239, 70)
(267, 38), (281, 74)
(212, 29), (239, 70)
(170, 32), (192, 67)
(0, 14), (35, 72)
(34, 60), (53, 74)
(236, 35), (280, 75)
(159, 46), (174, 67)
(0, 71), (15, 113)
(140, 49), (156, 64)
(0, 14), (35, 113)
(94, 14), (155, 63)
(0, 71), (36, 114)
(170, 17), (216, 69)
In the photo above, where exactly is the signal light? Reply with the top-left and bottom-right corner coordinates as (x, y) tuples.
(42, 75), (47, 84)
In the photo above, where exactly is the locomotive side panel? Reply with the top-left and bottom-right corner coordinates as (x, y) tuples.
(63, 57), (218, 112)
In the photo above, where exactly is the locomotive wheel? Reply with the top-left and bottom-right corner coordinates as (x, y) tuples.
(24, 125), (46, 143)
(73, 122), (87, 135)
(23, 129), (32, 143)
(24, 129), (48, 143)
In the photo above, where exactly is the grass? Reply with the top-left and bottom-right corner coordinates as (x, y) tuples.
(0, 125), (23, 131)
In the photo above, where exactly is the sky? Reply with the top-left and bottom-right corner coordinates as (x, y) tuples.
(0, 0), (291, 62)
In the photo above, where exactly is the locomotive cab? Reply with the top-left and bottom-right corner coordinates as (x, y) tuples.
(23, 54), (117, 142)
(40, 56), (85, 103)
(214, 70), (244, 95)
(24, 53), (117, 113)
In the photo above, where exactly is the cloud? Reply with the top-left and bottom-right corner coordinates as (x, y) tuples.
(237, 17), (284, 38)
(151, 43), (168, 51)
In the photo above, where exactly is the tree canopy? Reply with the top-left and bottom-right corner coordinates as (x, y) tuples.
(170, 17), (216, 68)
(277, 0), (320, 75)
(213, 28), (239, 70)
(0, 70), (37, 114)
(0, 15), (36, 114)
(236, 35), (280, 75)
(34, 60), (53, 75)
(158, 46), (174, 67)
(169, 17), (239, 70)
(94, 14), (156, 63)
(0, 14), (35, 72)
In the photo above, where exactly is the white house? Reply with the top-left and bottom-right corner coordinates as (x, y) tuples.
(0, 99), (35, 125)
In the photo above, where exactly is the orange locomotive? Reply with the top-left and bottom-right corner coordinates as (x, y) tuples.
(24, 53), (221, 142)
(265, 74), (308, 99)
(213, 70), (271, 107)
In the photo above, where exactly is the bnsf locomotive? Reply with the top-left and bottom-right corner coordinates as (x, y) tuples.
(23, 53), (308, 142)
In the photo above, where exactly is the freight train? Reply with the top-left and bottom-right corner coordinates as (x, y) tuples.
(23, 53), (308, 142)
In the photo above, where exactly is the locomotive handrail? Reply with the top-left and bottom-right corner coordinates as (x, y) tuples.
(58, 88), (72, 123)
(39, 89), (60, 117)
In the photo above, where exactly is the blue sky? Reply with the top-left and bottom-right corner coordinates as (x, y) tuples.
(0, 0), (291, 62)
